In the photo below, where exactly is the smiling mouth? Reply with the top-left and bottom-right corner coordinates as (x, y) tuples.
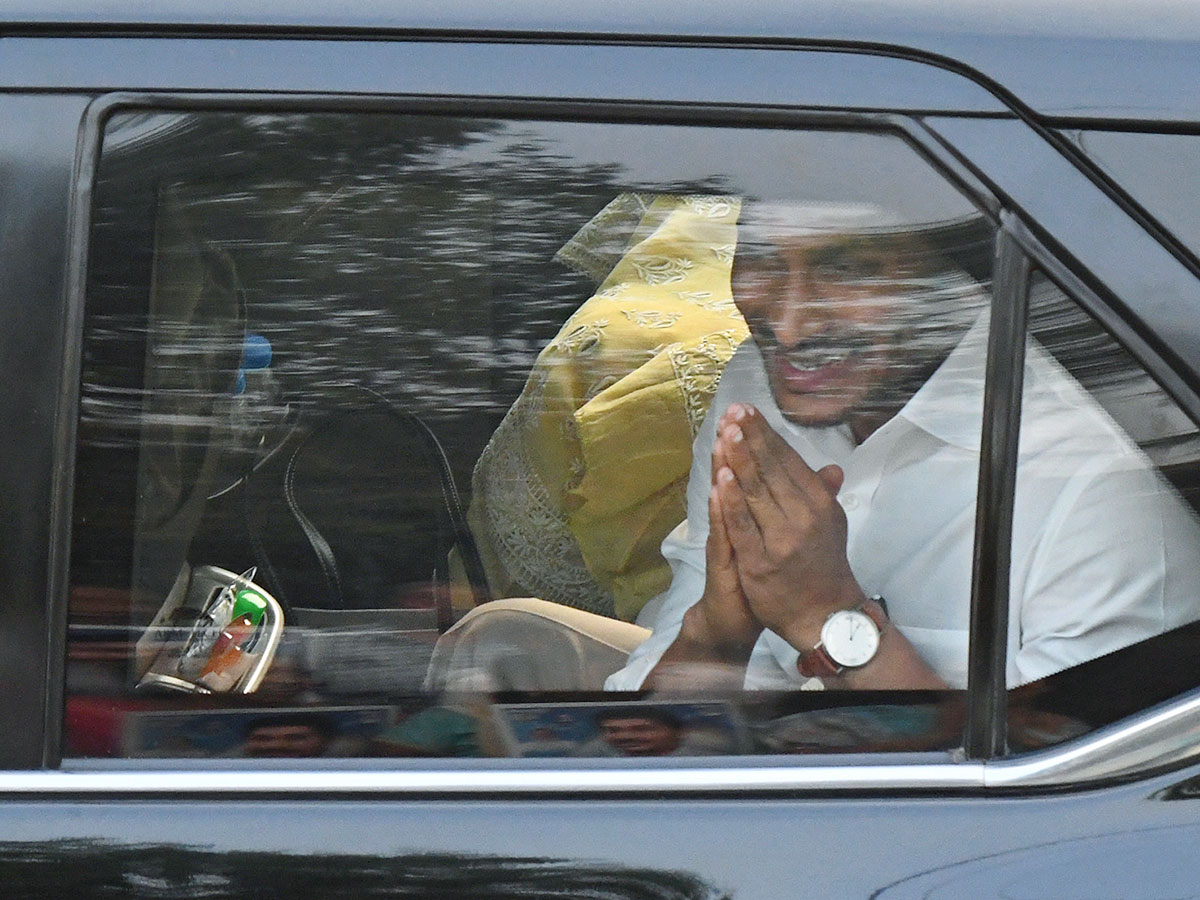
(782, 343), (861, 372)
(770, 335), (872, 395)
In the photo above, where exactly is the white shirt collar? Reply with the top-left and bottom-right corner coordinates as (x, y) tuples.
(896, 313), (991, 453)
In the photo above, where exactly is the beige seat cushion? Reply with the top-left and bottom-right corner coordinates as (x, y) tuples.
(426, 598), (650, 692)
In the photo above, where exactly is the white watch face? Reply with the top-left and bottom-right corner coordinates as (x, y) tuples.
(820, 609), (880, 668)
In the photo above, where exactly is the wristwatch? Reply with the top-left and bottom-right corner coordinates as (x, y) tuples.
(796, 596), (889, 679)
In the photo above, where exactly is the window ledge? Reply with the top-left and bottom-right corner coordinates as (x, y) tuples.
(6, 690), (1200, 798)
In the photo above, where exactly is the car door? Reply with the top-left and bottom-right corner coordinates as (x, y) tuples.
(3, 27), (1200, 899)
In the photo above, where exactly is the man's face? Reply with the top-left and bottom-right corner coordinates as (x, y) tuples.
(731, 230), (926, 432)
(598, 716), (681, 756)
(244, 723), (327, 758)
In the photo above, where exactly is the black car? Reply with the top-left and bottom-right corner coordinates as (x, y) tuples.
(4, 2), (1200, 896)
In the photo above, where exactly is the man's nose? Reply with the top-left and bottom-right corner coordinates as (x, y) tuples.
(768, 273), (830, 347)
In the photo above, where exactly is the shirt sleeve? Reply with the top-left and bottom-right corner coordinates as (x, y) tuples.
(1010, 458), (1200, 686)
(603, 400), (717, 690)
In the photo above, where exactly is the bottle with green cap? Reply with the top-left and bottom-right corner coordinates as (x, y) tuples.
(232, 588), (269, 627)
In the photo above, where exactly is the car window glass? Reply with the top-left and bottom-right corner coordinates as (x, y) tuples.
(1007, 270), (1200, 752)
(1069, 130), (1200, 261)
(66, 110), (997, 761)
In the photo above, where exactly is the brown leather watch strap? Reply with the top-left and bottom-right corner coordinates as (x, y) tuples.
(796, 641), (840, 679)
(860, 596), (889, 631)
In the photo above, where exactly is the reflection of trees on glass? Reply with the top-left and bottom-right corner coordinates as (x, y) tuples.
(83, 112), (727, 442)
(0, 843), (732, 900)
(72, 111), (725, 594)
(77, 113), (506, 583)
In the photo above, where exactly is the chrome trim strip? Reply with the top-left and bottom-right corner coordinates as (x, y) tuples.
(985, 690), (1200, 788)
(8, 691), (1200, 795)
(0, 762), (984, 796)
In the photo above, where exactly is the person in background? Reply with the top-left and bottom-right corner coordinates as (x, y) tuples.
(242, 713), (334, 758)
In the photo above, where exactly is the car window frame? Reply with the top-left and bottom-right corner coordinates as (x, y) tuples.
(16, 86), (1200, 794)
(49, 92), (1002, 772)
(0, 31), (1014, 774)
(0, 92), (96, 772)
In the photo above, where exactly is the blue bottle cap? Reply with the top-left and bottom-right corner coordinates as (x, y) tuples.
(242, 333), (273, 371)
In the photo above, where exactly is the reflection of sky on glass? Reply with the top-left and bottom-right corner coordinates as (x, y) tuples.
(106, 111), (980, 223)
(1078, 130), (1200, 258)
(442, 120), (979, 222)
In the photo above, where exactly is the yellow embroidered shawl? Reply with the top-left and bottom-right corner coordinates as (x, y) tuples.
(466, 194), (747, 621)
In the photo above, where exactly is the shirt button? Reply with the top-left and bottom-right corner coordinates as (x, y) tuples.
(840, 493), (859, 511)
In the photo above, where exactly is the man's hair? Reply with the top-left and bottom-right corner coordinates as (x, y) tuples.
(734, 200), (993, 371)
(735, 199), (993, 286)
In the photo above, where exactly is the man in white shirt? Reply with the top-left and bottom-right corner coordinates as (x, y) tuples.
(606, 204), (1200, 692)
